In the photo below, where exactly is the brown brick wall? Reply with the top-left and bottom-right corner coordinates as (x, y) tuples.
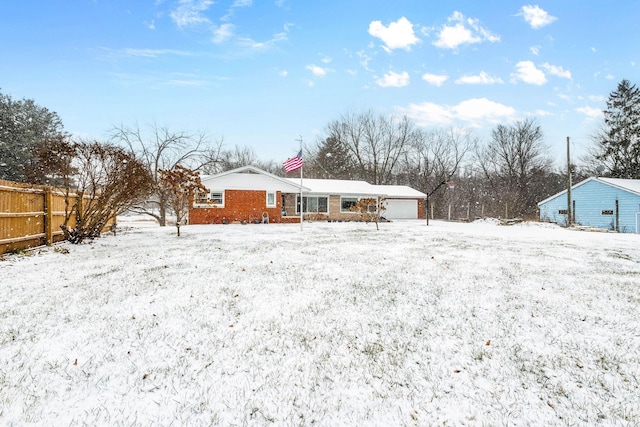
(417, 199), (426, 219)
(189, 190), (285, 224)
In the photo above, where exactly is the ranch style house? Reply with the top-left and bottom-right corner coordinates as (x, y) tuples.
(189, 166), (427, 224)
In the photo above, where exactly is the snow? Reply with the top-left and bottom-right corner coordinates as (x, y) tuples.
(1, 219), (639, 426)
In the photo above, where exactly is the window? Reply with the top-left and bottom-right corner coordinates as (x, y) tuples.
(210, 192), (223, 205)
(296, 196), (328, 214)
(341, 197), (358, 213)
(601, 209), (614, 215)
(266, 192), (276, 207)
(195, 190), (223, 206)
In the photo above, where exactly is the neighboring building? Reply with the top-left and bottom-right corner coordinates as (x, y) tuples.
(538, 177), (640, 233)
(189, 166), (426, 224)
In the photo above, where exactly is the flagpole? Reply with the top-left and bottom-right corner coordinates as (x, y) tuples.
(297, 135), (303, 231)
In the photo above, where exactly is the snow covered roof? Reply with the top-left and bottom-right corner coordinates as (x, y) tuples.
(597, 177), (640, 195)
(286, 178), (426, 198)
(201, 166), (426, 198)
(537, 176), (640, 205)
(373, 184), (427, 198)
(287, 178), (380, 196)
(201, 165), (310, 192)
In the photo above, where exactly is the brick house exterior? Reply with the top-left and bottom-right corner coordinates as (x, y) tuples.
(189, 166), (427, 224)
(189, 189), (288, 224)
(190, 166), (306, 224)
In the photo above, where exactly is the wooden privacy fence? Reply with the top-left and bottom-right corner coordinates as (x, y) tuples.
(0, 179), (113, 255)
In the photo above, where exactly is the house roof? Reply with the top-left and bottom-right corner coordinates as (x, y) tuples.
(537, 176), (640, 206)
(201, 165), (310, 192)
(201, 166), (426, 198)
(286, 178), (380, 196)
(597, 177), (640, 195)
(373, 184), (427, 198)
(286, 178), (427, 198)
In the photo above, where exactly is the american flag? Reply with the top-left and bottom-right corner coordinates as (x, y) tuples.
(283, 150), (303, 172)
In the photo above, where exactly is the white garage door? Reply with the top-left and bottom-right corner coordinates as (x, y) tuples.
(383, 199), (418, 219)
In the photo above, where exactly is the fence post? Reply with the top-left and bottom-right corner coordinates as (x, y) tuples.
(45, 187), (53, 246)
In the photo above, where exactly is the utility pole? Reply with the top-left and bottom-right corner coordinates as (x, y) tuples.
(567, 136), (572, 227)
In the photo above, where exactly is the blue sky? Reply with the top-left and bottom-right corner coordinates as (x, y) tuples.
(1, 1), (637, 166)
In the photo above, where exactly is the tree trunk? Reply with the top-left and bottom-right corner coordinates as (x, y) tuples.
(159, 203), (167, 226)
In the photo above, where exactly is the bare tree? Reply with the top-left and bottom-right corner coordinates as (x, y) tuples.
(324, 110), (421, 184)
(61, 140), (153, 243)
(109, 122), (222, 226)
(400, 128), (473, 219)
(159, 165), (208, 237)
(214, 145), (258, 172)
(476, 119), (553, 218)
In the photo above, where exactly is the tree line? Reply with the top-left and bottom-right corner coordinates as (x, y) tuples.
(1, 78), (639, 238)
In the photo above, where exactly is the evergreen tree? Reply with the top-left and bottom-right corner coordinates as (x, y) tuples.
(597, 79), (640, 178)
(310, 136), (354, 179)
(0, 90), (66, 183)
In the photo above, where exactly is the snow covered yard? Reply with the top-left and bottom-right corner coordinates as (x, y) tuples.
(1, 219), (639, 426)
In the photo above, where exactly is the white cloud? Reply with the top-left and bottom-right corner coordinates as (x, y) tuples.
(212, 23), (235, 43)
(530, 46), (540, 56)
(576, 106), (603, 119)
(402, 98), (515, 127)
(422, 73), (448, 86)
(278, 70), (288, 77)
(433, 11), (499, 50)
(519, 5), (557, 29)
(232, 0), (252, 7)
(376, 71), (410, 88)
(356, 51), (373, 72)
(306, 65), (328, 77)
(238, 31), (288, 50)
(455, 71), (503, 85)
(511, 61), (547, 85)
(542, 63), (572, 79)
(434, 23), (479, 49)
(171, 0), (213, 28)
(368, 17), (420, 52)
(453, 98), (516, 125)
(402, 102), (454, 126)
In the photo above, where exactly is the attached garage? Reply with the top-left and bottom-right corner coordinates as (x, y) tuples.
(383, 199), (418, 219)
(375, 185), (426, 220)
